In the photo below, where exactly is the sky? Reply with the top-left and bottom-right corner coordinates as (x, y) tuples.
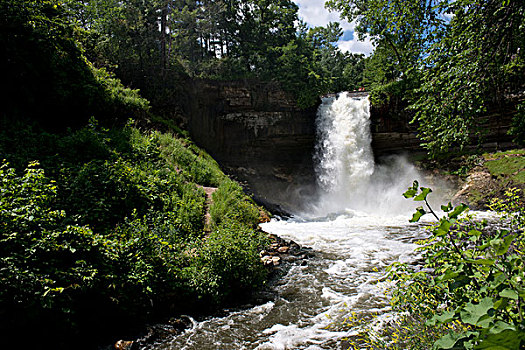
(292, 0), (375, 56)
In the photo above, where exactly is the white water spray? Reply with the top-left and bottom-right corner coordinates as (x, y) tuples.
(315, 94), (374, 195)
(310, 92), (438, 217)
(158, 92), (451, 350)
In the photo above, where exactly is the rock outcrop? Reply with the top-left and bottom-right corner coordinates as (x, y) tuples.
(178, 81), (519, 212)
(182, 79), (318, 212)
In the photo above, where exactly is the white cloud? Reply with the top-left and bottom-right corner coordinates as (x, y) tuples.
(292, 0), (375, 56)
(337, 35), (375, 56)
(293, 0), (353, 31)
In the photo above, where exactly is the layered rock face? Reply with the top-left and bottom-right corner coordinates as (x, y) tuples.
(180, 82), (518, 212)
(183, 80), (318, 213)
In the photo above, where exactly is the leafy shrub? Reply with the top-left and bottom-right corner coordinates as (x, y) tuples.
(0, 161), (119, 334)
(186, 224), (269, 305)
(353, 183), (525, 349)
(57, 159), (154, 232)
(0, 120), (269, 346)
(156, 131), (227, 187)
(93, 66), (150, 119)
(210, 181), (261, 228)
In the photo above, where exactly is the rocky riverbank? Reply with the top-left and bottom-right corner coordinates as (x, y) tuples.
(110, 230), (312, 350)
(417, 149), (525, 210)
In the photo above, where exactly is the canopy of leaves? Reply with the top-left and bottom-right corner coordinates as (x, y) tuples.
(0, 0), (150, 128)
(56, 0), (365, 109)
(327, 0), (525, 155)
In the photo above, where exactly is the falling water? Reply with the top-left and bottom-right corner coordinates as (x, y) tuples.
(314, 94), (374, 196)
(154, 93), (445, 349)
(309, 92), (435, 217)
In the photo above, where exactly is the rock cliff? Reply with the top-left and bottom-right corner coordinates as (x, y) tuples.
(182, 80), (318, 213)
(179, 82), (519, 213)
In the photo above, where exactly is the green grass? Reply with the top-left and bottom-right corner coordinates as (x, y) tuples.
(484, 149), (525, 184)
(0, 119), (269, 347)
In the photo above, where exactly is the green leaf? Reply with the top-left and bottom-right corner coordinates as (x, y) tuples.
(428, 310), (456, 325)
(410, 206), (427, 222)
(439, 267), (461, 281)
(474, 329), (524, 349)
(495, 234), (516, 256)
(403, 180), (419, 198)
(499, 288), (518, 300)
(441, 202), (453, 212)
(468, 230), (482, 237)
(436, 219), (452, 236)
(403, 188), (417, 198)
(414, 187), (432, 201)
(448, 203), (469, 219)
(494, 298), (509, 310)
(489, 321), (516, 334)
(460, 297), (494, 326)
(469, 259), (495, 266)
(433, 332), (471, 350)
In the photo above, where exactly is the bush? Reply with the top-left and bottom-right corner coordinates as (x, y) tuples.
(348, 183), (525, 349)
(186, 224), (269, 305)
(156, 131), (227, 187)
(0, 120), (270, 346)
(0, 161), (120, 339)
(210, 181), (261, 228)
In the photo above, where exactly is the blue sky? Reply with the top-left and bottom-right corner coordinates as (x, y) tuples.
(292, 0), (375, 56)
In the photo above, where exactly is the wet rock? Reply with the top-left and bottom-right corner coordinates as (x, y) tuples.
(114, 316), (193, 350)
(258, 209), (271, 223)
(270, 242), (280, 250)
(168, 316), (193, 331)
(260, 231), (312, 270)
(261, 255), (273, 266)
(277, 246), (289, 253)
(114, 340), (134, 350)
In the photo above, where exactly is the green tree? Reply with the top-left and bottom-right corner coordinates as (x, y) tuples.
(327, 0), (525, 155)
(411, 0), (525, 154)
(326, 0), (444, 78)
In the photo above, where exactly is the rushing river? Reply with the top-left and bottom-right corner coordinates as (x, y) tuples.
(154, 93), (448, 349)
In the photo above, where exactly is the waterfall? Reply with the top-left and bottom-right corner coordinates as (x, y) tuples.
(314, 93), (374, 195)
(310, 92), (437, 217)
(158, 93), (450, 350)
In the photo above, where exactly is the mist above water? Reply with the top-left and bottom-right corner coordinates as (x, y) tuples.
(155, 92), (449, 350)
(306, 92), (440, 218)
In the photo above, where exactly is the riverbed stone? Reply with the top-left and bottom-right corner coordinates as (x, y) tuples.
(277, 246), (289, 253)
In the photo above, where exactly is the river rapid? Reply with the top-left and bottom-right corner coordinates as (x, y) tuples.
(154, 93), (448, 349)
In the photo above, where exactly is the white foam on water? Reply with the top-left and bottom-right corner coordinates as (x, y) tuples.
(156, 93), (449, 349)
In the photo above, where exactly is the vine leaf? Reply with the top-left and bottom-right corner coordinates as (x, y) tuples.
(433, 331), (473, 350)
(403, 180), (420, 198)
(460, 297), (494, 326)
(414, 187), (432, 201)
(410, 206), (426, 222)
(475, 329), (524, 349)
(499, 288), (518, 300)
(448, 203), (469, 219)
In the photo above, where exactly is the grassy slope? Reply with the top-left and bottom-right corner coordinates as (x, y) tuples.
(0, 118), (270, 348)
(418, 148), (525, 209)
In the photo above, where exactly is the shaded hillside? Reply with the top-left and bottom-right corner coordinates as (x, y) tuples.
(0, 118), (270, 349)
(0, 1), (270, 348)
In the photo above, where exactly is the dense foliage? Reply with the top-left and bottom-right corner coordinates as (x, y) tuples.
(53, 0), (365, 108)
(327, 0), (525, 155)
(1, 1), (276, 347)
(0, 121), (269, 347)
(0, 0), (150, 127)
(343, 184), (525, 349)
